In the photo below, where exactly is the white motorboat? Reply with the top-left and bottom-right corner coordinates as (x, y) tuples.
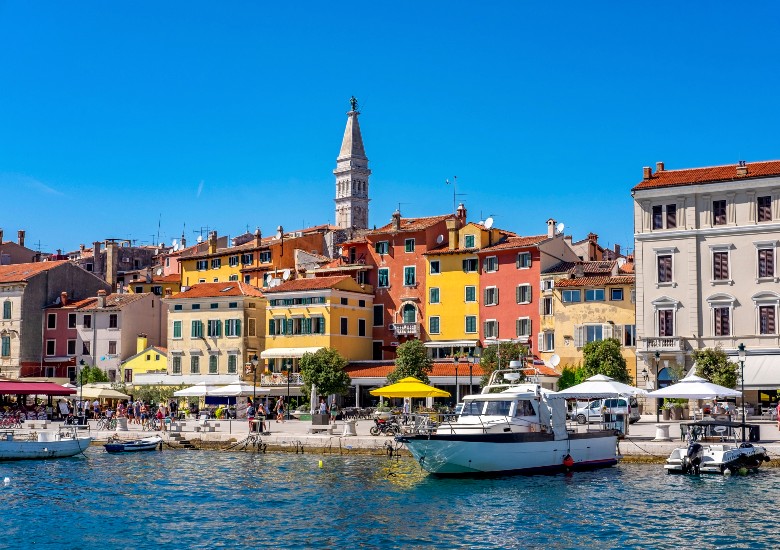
(104, 435), (163, 453)
(397, 380), (620, 476)
(664, 430), (770, 475)
(0, 429), (92, 460)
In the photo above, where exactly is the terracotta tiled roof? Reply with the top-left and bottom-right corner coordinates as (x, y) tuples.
(555, 275), (635, 288)
(480, 235), (548, 252)
(263, 275), (353, 293)
(633, 160), (780, 191)
(619, 261), (635, 274)
(542, 260), (615, 275)
(72, 292), (152, 311)
(423, 247), (479, 256)
(368, 214), (454, 235)
(171, 282), (264, 299)
(0, 260), (69, 283)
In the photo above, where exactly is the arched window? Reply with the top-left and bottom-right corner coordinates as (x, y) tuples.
(402, 303), (416, 323)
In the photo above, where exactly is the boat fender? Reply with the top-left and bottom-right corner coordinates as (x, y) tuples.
(563, 455), (574, 468)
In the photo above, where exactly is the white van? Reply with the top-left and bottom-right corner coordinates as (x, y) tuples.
(573, 397), (640, 425)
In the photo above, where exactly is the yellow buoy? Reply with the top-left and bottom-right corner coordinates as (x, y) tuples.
(318, 460), (323, 468)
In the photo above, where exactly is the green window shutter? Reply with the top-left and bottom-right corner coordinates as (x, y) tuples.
(235, 319), (241, 336)
(320, 318), (326, 334)
(268, 319), (275, 336)
(286, 319), (293, 334)
(217, 320), (222, 337)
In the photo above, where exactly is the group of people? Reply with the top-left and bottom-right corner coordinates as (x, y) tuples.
(317, 398), (339, 424)
(246, 396), (288, 432)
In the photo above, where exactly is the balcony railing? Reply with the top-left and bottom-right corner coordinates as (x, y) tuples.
(259, 372), (303, 386)
(392, 323), (419, 337)
(644, 337), (684, 352)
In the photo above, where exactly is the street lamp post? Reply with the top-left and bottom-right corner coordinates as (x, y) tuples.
(654, 351), (661, 423)
(78, 359), (85, 420)
(738, 343), (746, 442)
(470, 341), (482, 394)
(251, 354), (259, 403)
(454, 355), (459, 404)
(286, 369), (291, 420)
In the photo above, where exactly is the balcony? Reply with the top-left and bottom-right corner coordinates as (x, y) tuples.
(259, 372), (303, 386)
(392, 323), (419, 337)
(644, 337), (684, 352)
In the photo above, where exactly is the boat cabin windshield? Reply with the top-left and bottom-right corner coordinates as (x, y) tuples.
(461, 398), (536, 417)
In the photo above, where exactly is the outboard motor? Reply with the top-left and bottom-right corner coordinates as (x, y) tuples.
(682, 442), (703, 474)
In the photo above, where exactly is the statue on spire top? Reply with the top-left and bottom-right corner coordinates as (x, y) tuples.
(349, 95), (358, 112)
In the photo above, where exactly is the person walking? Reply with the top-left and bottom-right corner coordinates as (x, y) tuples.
(329, 402), (339, 424)
(133, 399), (141, 424)
(275, 397), (285, 423)
(247, 400), (256, 432)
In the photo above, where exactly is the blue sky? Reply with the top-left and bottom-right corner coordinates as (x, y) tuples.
(2, 2), (780, 254)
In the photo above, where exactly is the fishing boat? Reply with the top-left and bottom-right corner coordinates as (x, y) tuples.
(0, 429), (92, 460)
(397, 380), (620, 476)
(104, 435), (163, 453)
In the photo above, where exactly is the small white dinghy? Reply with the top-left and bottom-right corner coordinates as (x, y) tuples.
(0, 429), (92, 461)
(664, 426), (769, 475)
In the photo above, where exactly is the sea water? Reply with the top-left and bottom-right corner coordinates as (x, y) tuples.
(1, 448), (778, 549)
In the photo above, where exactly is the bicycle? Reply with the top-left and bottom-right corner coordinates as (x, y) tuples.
(142, 417), (160, 431)
(96, 416), (118, 430)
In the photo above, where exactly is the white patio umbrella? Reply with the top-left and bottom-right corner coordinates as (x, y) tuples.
(208, 381), (271, 397)
(554, 374), (648, 399)
(173, 382), (220, 397)
(645, 374), (741, 399)
(310, 384), (318, 415)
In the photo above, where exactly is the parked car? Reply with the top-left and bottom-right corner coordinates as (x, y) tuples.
(574, 397), (640, 425)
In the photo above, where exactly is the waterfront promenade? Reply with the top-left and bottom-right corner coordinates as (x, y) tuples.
(25, 414), (780, 463)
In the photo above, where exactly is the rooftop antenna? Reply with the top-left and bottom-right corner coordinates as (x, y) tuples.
(445, 176), (463, 213)
(193, 226), (211, 239)
(397, 202), (410, 213)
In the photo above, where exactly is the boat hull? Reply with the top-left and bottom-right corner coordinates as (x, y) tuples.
(104, 436), (162, 453)
(398, 431), (619, 476)
(0, 438), (92, 460)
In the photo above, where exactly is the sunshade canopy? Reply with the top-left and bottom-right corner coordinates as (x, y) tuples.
(553, 374), (647, 399)
(78, 385), (131, 400)
(173, 382), (221, 397)
(645, 374), (741, 399)
(208, 382), (271, 397)
(0, 381), (76, 396)
(370, 377), (451, 398)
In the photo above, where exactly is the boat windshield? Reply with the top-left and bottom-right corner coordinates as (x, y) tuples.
(484, 400), (512, 416)
(461, 401), (484, 416)
(514, 400), (535, 417)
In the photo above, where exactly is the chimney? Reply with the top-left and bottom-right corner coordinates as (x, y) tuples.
(587, 232), (598, 243)
(391, 210), (401, 231)
(656, 161), (665, 172)
(136, 333), (148, 354)
(208, 231), (218, 254)
(643, 166), (652, 180)
(614, 243), (621, 256)
(17, 230), (25, 247)
(574, 263), (584, 278)
(254, 228), (262, 247)
(456, 203), (467, 225)
(60, 291), (68, 306)
(737, 160), (748, 177)
(180, 236), (187, 248)
(547, 219), (556, 239)
(92, 241), (102, 276)
(106, 241), (118, 291)
(164, 288), (172, 297)
(80, 244), (85, 252)
(445, 219), (458, 251)
(145, 266), (152, 283)
(97, 289), (107, 308)
(0, 228), (3, 243)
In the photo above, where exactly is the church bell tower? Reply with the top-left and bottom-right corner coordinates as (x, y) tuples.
(334, 96), (370, 230)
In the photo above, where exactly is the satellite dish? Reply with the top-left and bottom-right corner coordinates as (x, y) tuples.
(282, 269), (291, 280)
(197, 236), (203, 243)
(617, 257), (627, 268)
(556, 222), (565, 235)
(275, 225), (283, 240)
(484, 217), (494, 229)
(156, 268), (163, 276)
(172, 239), (177, 246)
(436, 234), (444, 245)
(478, 220), (485, 226)
(550, 354), (561, 367)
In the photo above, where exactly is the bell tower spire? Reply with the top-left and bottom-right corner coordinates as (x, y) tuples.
(334, 96), (370, 230)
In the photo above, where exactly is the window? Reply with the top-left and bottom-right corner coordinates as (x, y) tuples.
(241, 253), (254, 265)
(658, 310), (674, 336)
(538, 331), (555, 352)
(174, 304), (183, 311)
(713, 199), (727, 225)
(259, 251), (271, 263)
(484, 256), (498, 272)
(666, 204), (677, 229)
(83, 315), (92, 329)
(312, 317), (326, 334)
(207, 320), (222, 337)
(340, 317), (348, 335)
(196, 260), (208, 271)
(83, 341), (91, 355)
(190, 356), (200, 374)
(337, 297), (347, 306)
(109, 314), (118, 328)
(610, 288), (624, 301)
(359, 319), (366, 337)
(373, 305), (384, 326)
(516, 252), (532, 268)
(516, 284), (531, 304)
(172, 356), (182, 374)
(713, 251), (729, 281)
(46, 340), (55, 356)
(562, 289), (581, 303)
(585, 325), (603, 344)
(191, 320), (203, 338)
(652, 205), (663, 230)
(652, 204), (677, 230)
(67, 339), (76, 355)
(429, 316), (440, 335)
(714, 307), (730, 336)
(430, 261), (440, 275)
(464, 234), (475, 248)
(108, 341), (117, 355)
(429, 287), (440, 304)
(2, 301), (11, 320)
(462, 258), (478, 273)
(375, 241), (389, 255)
(210, 303), (219, 309)
(248, 318), (256, 337)
(585, 289), (605, 302)
(759, 306), (776, 335)
(758, 196), (772, 222)
(623, 325), (636, 347)
(0, 336), (9, 357)
(229, 255), (239, 267)
(405, 239), (415, 253)
(484, 320), (498, 338)
(658, 255), (673, 283)
(225, 319), (241, 337)
(516, 318), (531, 337)
(465, 286), (476, 302)
(192, 304), (201, 310)
(152, 286), (162, 296)
(211, 259), (221, 269)
(173, 321), (182, 339)
(47, 313), (56, 329)
(404, 266), (416, 286)
(135, 286), (144, 293)
(758, 248), (775, 278)
(377, 268), (389, 288)
(209, 355), (218, 374)
(542, 297), (553, 316)
(227, 355), (237, 374)
(465, 315), (477, 333)
(484, 287), (498, 306)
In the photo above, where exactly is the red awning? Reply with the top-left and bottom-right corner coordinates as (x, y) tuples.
(0, 381), (76, 396)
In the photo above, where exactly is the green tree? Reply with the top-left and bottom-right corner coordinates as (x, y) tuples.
(299, 347), (351, 397)
(479, 342), (527, 387)
(388, 339), (433, 384)
(556, 364), (584, 390)
(693, 346), (738, 389)
(580, 338), (631, 384)
(79, 364), (108, 384)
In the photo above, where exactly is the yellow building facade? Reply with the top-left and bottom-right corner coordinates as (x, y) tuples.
(261, 276), (373, 376)
(121, 335), (167, 384)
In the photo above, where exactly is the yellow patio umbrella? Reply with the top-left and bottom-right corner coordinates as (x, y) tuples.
(370, 377), (451, 398)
